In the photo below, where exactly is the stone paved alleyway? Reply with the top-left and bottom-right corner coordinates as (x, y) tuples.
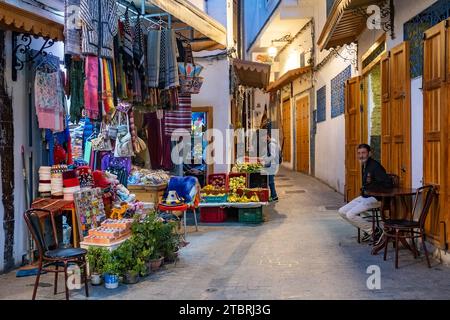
(1, 168), (450, 300)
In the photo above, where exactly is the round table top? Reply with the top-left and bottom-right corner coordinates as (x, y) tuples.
(364, 187), (418, 197)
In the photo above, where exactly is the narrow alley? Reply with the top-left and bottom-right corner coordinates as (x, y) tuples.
(2, 168), (449, 300)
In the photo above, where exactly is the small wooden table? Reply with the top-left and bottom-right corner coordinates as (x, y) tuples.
(364, 187), (418, 255)
(31, 198), (80, 247)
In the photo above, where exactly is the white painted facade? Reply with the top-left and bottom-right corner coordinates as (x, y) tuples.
(0, 31), (65, 272)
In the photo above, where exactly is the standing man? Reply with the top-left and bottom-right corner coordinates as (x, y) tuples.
(261, 122), (280, 202)
(338, 144), (393, 241)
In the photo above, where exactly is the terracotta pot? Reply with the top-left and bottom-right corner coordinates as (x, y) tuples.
(150, 257), (164, 271)
(90, 273), (102, 285)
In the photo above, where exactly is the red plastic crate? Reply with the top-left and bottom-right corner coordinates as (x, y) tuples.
(207, 173), (227, 189)
(200, 207), (227, 223)
(227, 173), (248, 190)
(236, 188), (269, 202)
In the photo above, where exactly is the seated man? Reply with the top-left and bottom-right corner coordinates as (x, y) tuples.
(338, 144), (393, 242)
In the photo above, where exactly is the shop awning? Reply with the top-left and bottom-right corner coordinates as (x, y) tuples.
(266, 66), (311, 92)
(148, 0), (227, 47)
(0, 2), (64, 41)
(317, 0), (385, 51)
(232, 59), (271, 89)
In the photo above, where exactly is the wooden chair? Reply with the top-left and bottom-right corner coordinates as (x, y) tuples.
(357, 173), (400, 243)
(24, 208), (89, 300)
(383, 185), (437, 269)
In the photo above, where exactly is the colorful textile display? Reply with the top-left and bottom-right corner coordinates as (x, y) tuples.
(34, 70), (65, 131)
(84, 56), (99, 119)
(164, 93), (192, 136)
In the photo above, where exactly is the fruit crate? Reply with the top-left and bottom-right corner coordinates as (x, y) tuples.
(201, 194), (228, 203)
(238, 207), (263, 224)
(249, 172), (268, 188)
(227, 173), (248, 191)
(237, 188), (269, 202)
(207, 173), (227, 189)
(200, 207), (227, 223)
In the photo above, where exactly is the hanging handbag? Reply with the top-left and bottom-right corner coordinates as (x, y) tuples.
(178, 43), (204, 94)
(107, 111), (119, 140)
(91, 122), (113, 151)
(114, 112), (135, 157)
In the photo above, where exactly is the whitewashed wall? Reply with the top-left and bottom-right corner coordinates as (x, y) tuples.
(191, 54), (231, 174)
(0, 31), (65, 272)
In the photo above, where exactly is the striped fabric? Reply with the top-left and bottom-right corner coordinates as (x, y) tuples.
(80, 0), (118, 59)
(164, 93), (192, 137)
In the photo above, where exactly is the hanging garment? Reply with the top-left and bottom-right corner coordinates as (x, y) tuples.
(69, 59), (84, 123)
(35, 70), (65, 131)
(128, 108), (138, 153)
(133, 16), (145, 76)
(101, 58), (114, 116)
(120, 15), (134, 93)
(143, 112), (161, 169)
(84, 56), (99, 119)
(164, 93), (192, 136)
(64, 0), (83, 55)
(79, 0), (118, 59)
(147, 30), (161, 88)
(159, 29), (179, 89)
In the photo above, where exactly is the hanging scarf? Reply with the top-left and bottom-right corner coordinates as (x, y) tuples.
(69, 59), (84, 123)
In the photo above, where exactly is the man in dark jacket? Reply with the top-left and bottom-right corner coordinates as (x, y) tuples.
(338, 144), (393, 241)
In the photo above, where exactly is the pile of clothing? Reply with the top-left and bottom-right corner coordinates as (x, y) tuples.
(127, 167), (170, 186)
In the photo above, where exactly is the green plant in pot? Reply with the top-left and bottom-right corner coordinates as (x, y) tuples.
(131, 214), (157, 274)
(102, 253), (120, 289)
(161, 221), (181, 264)
(86, 246), (110, 285)
(113, 239), (142, 284)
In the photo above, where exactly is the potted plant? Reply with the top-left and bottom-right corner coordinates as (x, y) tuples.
(86, 246), (109, 285)
(114, 239), (142, 284)
(131, 215), (156, 275)
(102, 253), (120, 289)
(161, 221), (181, 264)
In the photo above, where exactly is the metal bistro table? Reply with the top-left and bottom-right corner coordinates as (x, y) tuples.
(365, 187), (418, 255)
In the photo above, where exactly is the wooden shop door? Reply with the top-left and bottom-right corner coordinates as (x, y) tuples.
(282, 99), (291, 162)
(296, 96), (309, 174)
(345, 76), (363, 202)
(381, 42), (411, 188)
(423, 21), (448, 247)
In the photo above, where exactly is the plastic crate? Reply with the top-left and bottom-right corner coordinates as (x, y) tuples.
(249, 172), (268, 188)
(238, 207), (263, 224)
(207, 173), (227, 189)
(200, 207), (227, 222)
(227, 173), (248, 191)
(237, 188), (269, 202)
(201, 194), (228, 203)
